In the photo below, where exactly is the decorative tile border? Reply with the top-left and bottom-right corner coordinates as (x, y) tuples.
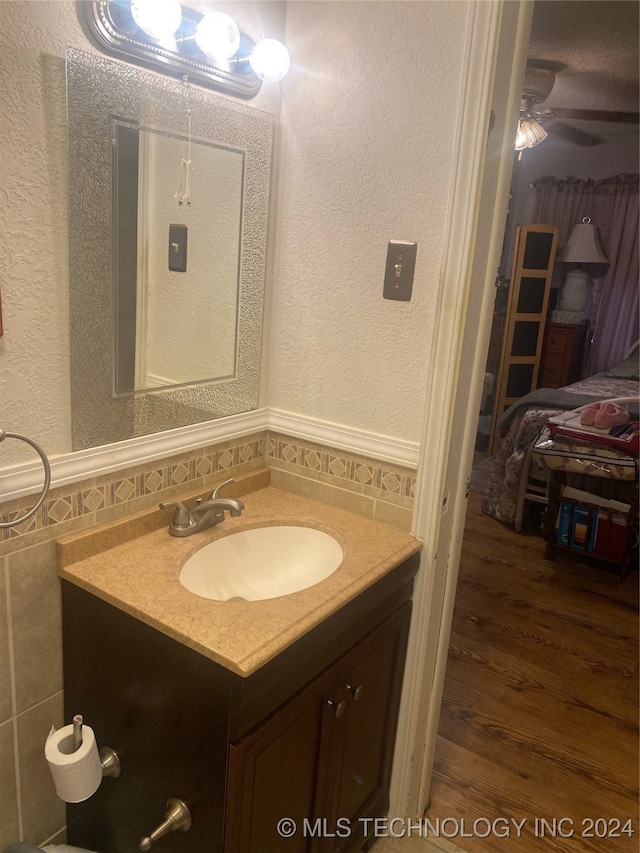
(1, 435), (267, 549)
(267, 432), (416, 505)
(1, 429), (416, 552)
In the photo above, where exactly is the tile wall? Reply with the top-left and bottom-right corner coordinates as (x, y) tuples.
(0, 429), (416, 846)
(267, 433), (416, 532)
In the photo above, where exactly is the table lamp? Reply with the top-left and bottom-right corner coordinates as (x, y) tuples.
(556, 217), (608, 312)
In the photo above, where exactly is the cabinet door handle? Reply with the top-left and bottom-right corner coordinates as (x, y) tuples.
(347, 683), (364, 701)
(327, 699), (346, 718)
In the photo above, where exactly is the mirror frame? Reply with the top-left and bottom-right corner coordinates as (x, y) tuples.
(66, 48), (273, 451)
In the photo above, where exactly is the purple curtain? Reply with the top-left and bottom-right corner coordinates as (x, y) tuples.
(532, 173), (639, 374)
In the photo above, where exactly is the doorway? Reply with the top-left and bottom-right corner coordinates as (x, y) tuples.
(410, 0), (639, 833)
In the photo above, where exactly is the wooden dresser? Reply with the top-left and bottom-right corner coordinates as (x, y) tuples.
(538, 322), (588, 389)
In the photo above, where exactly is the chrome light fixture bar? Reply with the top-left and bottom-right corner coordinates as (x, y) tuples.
(81, 0), (284, 98)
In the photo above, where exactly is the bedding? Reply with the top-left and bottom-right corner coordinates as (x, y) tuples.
(482, 365), (639, 526)
(603, 355), (640, 381)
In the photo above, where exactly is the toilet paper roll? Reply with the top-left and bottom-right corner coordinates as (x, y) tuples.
(45, 724), (103, 803)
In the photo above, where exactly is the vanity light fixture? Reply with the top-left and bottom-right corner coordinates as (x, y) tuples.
(130, 0), (181, 41)
(195, 12), (240, 62)
(81, 0), (290, 98)
(248, 39), (291, 83)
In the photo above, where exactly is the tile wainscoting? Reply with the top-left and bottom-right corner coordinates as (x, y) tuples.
(0, 427), (416, 847)
(267, 432), (416, 532)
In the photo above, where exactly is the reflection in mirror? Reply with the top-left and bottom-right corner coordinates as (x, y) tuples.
(113, 123), (244, 393)
(66, 48), (273, 451)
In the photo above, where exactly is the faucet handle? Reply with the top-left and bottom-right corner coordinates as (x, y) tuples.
(159, 501), (192, 531)
(211, 477), (235, 500)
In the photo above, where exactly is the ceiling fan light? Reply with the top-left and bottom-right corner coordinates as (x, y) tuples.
(523, 64), (556, 104)
(515, 117), (548, 151)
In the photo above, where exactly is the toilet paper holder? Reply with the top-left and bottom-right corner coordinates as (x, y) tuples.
(74, 715), (121, 779)
(46, 715), (121, 805)
(99, 745), (121, 779)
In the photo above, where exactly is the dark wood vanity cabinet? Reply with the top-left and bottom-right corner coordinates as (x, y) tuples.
(226, 666), (337, 853)
(226, 604), (411, 853)
(61, 554), (418, 853)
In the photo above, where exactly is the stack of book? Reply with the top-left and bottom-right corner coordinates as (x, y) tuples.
(556, 486), (632, 562)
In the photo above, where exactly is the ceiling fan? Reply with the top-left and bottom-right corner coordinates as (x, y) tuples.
(517, 63), (639, 152)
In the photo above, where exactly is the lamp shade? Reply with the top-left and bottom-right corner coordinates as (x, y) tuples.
(557, 217), (608, 263)
(515, 117), (548, 151)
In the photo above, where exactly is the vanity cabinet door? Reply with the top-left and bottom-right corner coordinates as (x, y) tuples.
(327, 602), (412, 853)
(225, 603), (412, 853)
(225, 666), (339, 853)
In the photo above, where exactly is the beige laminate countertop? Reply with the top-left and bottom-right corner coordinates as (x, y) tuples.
(57, 485), (422, 677)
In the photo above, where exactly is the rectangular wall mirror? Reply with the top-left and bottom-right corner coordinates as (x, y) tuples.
(66, 48), (273, 451)
(113, 122), (244, 394)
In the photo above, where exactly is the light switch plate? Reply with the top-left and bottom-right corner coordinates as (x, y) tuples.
(383, 240), (417, 301)
(168, 224), (188, 273)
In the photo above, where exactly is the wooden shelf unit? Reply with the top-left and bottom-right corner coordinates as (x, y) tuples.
(490, 223), (558, 454)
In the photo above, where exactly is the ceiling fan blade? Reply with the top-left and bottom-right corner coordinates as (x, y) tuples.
(551, 108), (639, 124)
(546, 118), (605, 148)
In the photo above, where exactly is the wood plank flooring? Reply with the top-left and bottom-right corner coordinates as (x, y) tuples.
(426, 492), (639, 853)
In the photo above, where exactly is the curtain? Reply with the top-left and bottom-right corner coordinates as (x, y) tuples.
(531, 173), (639, 374)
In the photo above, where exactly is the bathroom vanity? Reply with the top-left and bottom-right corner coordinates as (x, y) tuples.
(58, 484), (421, 853)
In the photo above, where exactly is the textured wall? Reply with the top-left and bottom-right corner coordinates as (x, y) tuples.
(0, 0), (283, 466)
(0, 0), (470, 461)
(0, 1), (77, 465)
(268, 1), (470, 444)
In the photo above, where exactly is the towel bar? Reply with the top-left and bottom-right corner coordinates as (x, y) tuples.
(0, 429), (51, 528)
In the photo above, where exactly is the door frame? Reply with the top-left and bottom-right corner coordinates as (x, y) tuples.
(389, 0), (535, 819)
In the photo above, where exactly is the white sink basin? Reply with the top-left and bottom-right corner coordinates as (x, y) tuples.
(179, 526), (343, 601)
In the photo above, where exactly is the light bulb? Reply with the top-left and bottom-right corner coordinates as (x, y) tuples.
(130, 0), (182, 41)
(195, 12), (240, 61)
(515, 117), (547, 151)
(249, 39), (290, 83)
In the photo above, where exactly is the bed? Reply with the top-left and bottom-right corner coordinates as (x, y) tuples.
(482, 355), (639, 528)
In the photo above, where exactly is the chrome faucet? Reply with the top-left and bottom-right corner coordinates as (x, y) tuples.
(160, 478), (244, 537)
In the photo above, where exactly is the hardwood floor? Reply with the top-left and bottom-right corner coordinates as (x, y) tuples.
(426, 492), (639, 853)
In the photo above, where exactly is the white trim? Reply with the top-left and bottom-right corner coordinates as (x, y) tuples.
(0, 409), (268, 502)
(390, 0), (503, 816)
(0, 406), (420, 504)
(268, 409), (419, 469)
(135, 126), (151, 392)
(387, 0), (535, 821)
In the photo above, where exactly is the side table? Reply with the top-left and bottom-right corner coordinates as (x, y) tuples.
(533, 428), (638, 577)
